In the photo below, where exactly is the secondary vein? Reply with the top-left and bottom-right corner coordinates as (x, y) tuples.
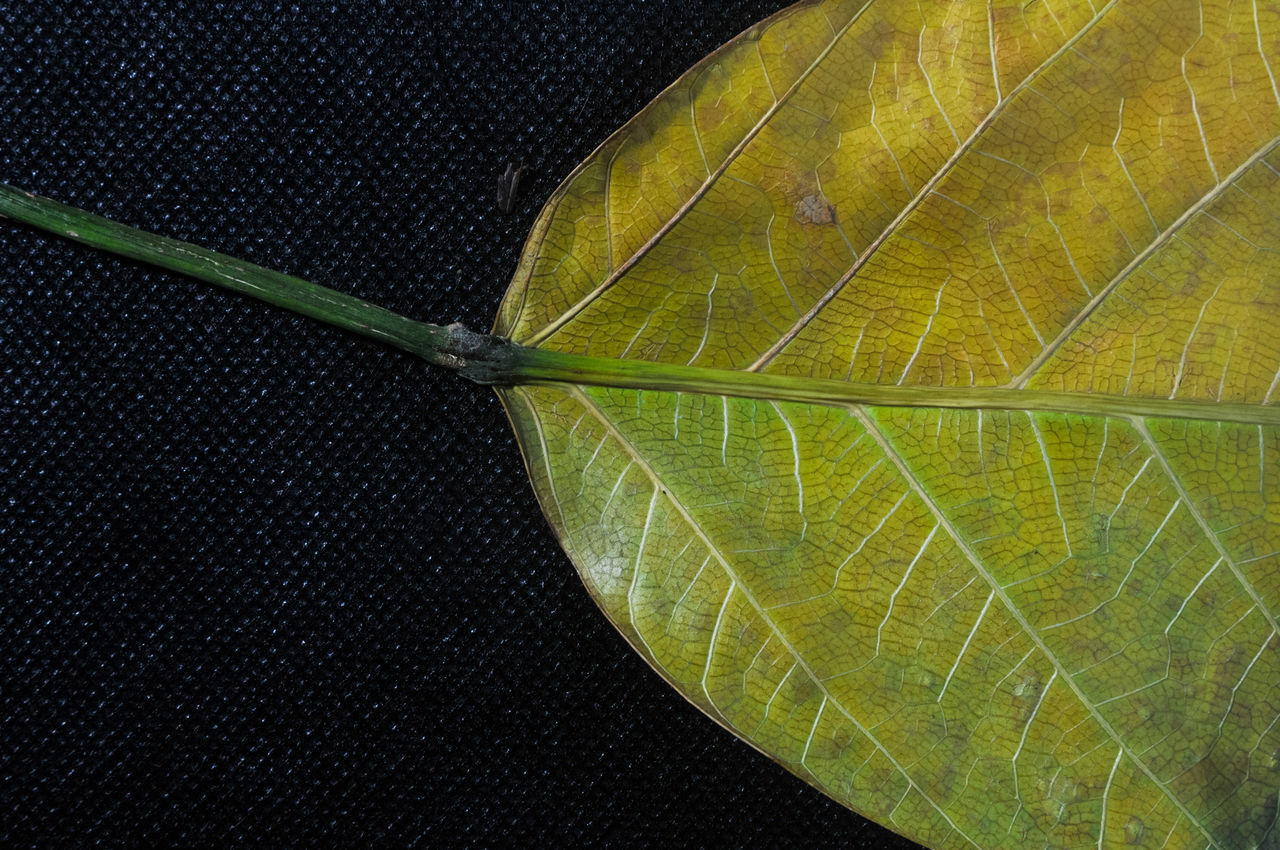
(520, 0), (876, 348)
(1012, 132), (1280, 389)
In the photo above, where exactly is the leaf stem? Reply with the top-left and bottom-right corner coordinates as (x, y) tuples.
(0, 183), (514, 381)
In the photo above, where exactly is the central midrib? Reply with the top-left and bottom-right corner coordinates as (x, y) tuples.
(500, 344), (1280, 426)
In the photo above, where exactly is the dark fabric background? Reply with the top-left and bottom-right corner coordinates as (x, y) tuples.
(0, 3), (921, 847)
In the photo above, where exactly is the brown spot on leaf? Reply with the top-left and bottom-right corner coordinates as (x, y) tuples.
(796, 193), (836, 225)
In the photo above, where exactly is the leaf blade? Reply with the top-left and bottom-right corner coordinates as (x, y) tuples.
(495, 1), (1280, 846)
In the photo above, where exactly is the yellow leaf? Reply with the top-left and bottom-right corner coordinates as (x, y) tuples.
(495, 2), (1280, 847)
(3, 1), (1278, 846)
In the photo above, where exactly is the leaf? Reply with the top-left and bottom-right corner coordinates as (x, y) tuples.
(4, 1), (1280, 847)
(491, 1), (1280, 847)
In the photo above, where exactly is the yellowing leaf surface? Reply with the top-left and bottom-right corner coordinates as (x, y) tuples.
(494, 1), (1280, 847)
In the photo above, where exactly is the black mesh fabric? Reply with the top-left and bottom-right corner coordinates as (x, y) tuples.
(0, 3), (920, 847)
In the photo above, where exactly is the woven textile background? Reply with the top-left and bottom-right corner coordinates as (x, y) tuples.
(0, 2), (919, 846)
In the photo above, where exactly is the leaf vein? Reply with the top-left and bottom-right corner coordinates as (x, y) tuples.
(749, 0), (1119, 372)
(1012, 132), (1280, 389)
(848, 404), (1221, 847)
(522, 1), (877, 348)
(569, 385), (982, 848)
(1130, 417), (1280, 636)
